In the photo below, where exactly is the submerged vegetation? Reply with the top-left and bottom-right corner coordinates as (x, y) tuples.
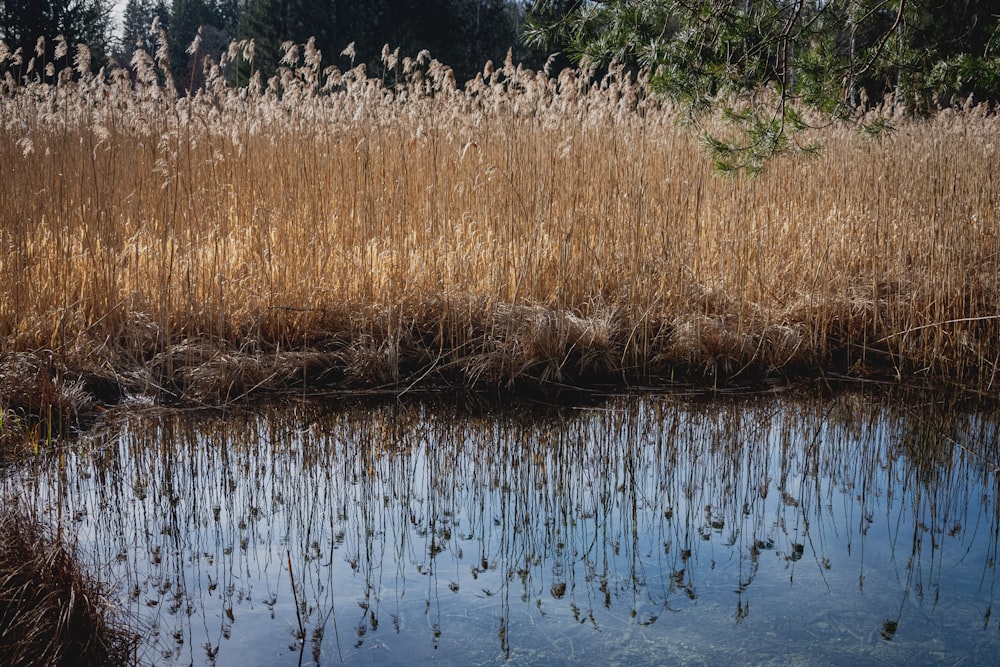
(1, 34), (998, 421)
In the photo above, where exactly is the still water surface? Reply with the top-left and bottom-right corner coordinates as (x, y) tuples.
(6, 390), (1000, 665)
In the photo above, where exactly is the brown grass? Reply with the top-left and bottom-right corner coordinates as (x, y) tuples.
(0, 495), (137, 666)
(1, 38), (998, 413)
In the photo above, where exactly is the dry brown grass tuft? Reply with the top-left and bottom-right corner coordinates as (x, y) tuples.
(0, 496), (137, 666)
(0, 39), (998, 414)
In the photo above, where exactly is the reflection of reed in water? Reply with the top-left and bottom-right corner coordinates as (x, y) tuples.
(8, 392), (1000, 665)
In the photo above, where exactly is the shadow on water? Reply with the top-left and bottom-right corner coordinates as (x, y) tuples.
(4, 389), (1000, 665)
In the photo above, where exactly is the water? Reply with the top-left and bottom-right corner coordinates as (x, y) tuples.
(5, 390), (999, 665)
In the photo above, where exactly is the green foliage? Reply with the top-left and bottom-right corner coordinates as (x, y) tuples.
(520, 0), (575, 72)
(527, 0), (1000, 173)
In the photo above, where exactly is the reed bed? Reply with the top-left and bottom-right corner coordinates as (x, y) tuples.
(1, 38), (998, 412)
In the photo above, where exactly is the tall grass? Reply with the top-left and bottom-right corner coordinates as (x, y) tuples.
(1, 37), (998, 409)
(0, 494), (137, 666)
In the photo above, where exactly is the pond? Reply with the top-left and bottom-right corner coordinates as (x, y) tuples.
(5, 389), (1000, 665)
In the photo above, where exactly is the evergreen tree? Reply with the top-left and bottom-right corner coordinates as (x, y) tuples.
(526, 0), (1000, 172)
(235, 0), (279, 78)
(169, 0), (225, 91)
(522, 0), (580, 71)
(892, 0), (1000, 110)
(332, 0), (385, 63)
(120, 0), (171, 64)
(0, 0), (113, 74)
(236, 0), (338, 79)
(334, 0), (520, 83)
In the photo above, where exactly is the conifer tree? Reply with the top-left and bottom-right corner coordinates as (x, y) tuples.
(525, 0), (1000, 172)
(0, 0), (113, 73)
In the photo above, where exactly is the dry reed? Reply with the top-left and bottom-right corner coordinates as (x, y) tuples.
(1, 38), (998, 413)
(0, 495), (137, 666)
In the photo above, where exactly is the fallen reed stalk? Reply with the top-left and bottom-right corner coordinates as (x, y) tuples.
(0, 38), (997, 417)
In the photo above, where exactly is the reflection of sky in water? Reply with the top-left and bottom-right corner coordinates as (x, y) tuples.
(7, 391), (1000, 665)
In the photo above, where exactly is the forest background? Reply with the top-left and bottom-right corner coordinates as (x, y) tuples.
(1, 2), (998, 109)
(2, 0), (560, 89)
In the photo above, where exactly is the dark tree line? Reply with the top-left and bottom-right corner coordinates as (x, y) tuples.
(2, 1), (554, 88)
(114, 0), (549, 90)
(0, 0), (113, 73)
(230, 0), (525, 84)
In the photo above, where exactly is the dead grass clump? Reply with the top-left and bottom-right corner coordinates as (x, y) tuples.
(0, 496), (137, 667)
(663, 315), (750, 378)
(0, 353), (96, 427)
(462, 304), (623, 387)
(139, 340), (347, 402)
(757, 323), (808, 371)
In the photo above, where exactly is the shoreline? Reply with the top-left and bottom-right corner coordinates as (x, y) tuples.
(2, 301), (993, 424)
